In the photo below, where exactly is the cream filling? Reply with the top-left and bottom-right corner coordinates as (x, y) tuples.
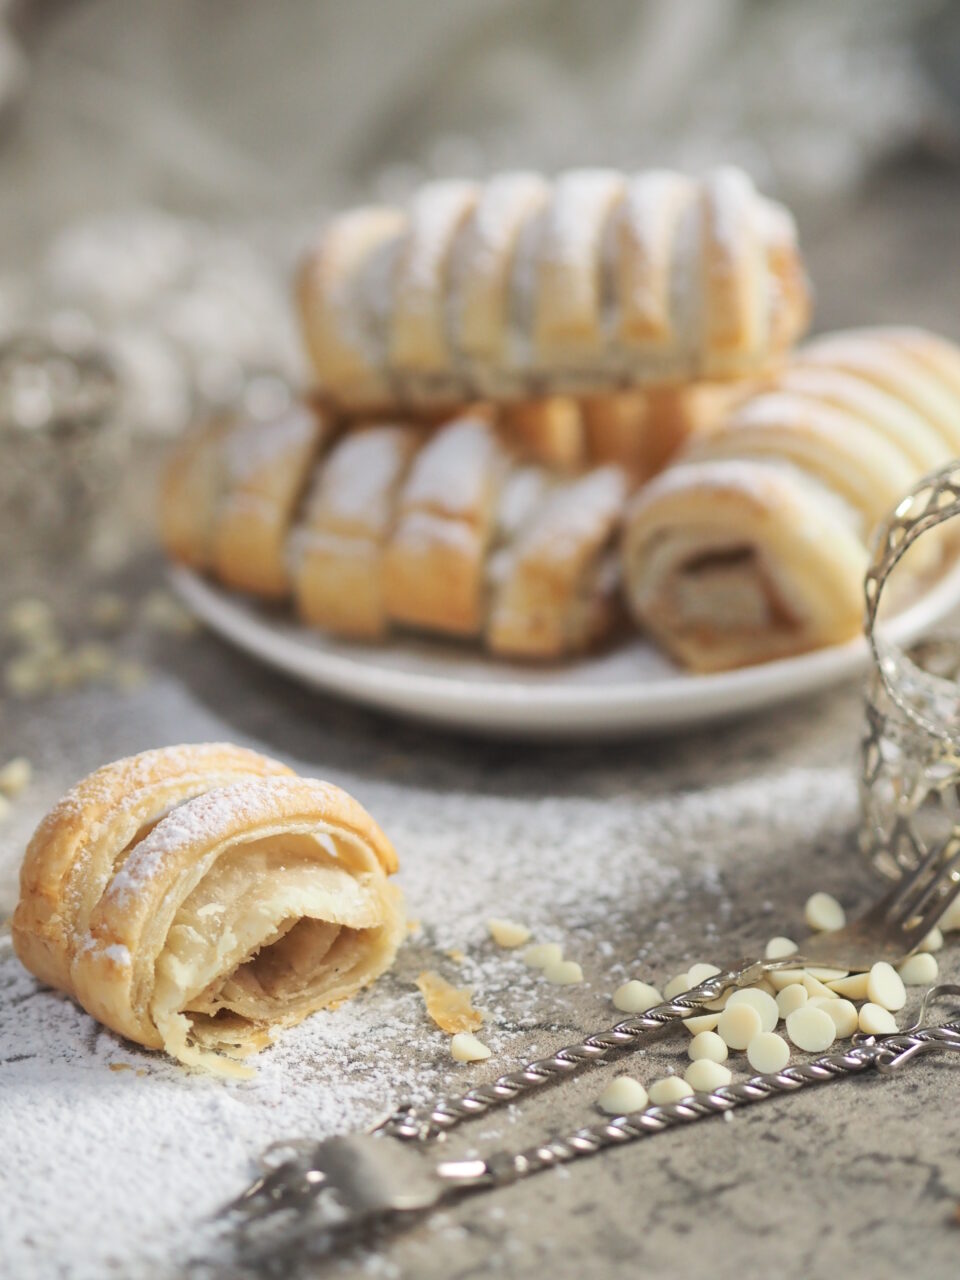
(642, 536), (802, 638)
(149, 837), (389, 1077)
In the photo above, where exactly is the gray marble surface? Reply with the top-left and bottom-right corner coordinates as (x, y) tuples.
(1, 551), (959, 1280)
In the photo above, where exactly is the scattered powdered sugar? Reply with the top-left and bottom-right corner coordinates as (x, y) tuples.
(0, 727), (862, 1278)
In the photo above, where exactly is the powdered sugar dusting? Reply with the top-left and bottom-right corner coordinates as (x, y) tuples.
(0, 732), (862, 1278)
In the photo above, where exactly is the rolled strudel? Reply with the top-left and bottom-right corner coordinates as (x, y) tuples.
(297, 167), (810, 410)
(622, 326), (960, 672)
(12, 745), (404, 1076)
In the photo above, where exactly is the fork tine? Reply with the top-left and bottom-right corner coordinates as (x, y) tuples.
(902, 849), (960, 943)
(877, 837), (950, 919)
(902, 842), (960, 920)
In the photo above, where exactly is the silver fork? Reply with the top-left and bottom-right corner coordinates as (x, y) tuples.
(222, 987), (960, 1266)
(219, 847), (960, 1240)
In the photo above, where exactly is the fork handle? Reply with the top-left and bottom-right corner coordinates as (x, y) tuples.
(461, 1027), (960, 1189)
(383, 958), (773, 1141)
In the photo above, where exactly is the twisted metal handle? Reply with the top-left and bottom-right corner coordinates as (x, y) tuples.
(473, 1020), (960, 1187)
(382, 960), (770, 1141)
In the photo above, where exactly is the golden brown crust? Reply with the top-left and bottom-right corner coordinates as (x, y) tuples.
(382, 409), (508, 636)
(488, 465), (628, 659)
(294, 423), (422, 637)
(213, 403), (330, 597)
(13, 746), (402, 1075)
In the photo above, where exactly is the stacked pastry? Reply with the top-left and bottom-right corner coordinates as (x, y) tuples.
(161, 163), (960, 671)
(161, 163), (811, 662)
(622, 327), (960, 671)
(162, 402), (630, 659)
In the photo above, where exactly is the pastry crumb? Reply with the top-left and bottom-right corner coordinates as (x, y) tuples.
(445, 948), (465, 964)
(108, 1063), (133, 1073)
(416, 970), (484, 1033)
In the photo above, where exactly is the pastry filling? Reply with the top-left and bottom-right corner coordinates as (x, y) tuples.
(149, 831), (401, 1074)
(663, 545), (799, 634)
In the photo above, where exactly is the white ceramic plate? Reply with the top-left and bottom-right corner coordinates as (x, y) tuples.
(169, 563), (960, 738)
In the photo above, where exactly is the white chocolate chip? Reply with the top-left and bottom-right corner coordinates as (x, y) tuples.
(450, 1033), (491, 1062)
(746, 1031), (790, 1074)
(765, 936), (798, 960)
(776, 985), (808, 1019)
(487, 918), (531, 948)
(866, 962), (906, 1012)
(612, 980), (662, 1014)
(648, 1076), (694, 1106)
(684, 1058), (733, 1092)
(0, 757), (32, 797)
(898, 952), (939, 986)
(686, 962), (722, 986)
(663, 973), (692, 1000)
(919, 926), (944, 953)
(717, 1003), (763, 1051)
(726, 988), (778, 1033)
(800, 973), (838, 1001)
(826, 972), (870, 1000)
(597, 1076), (648, 1115)
(543, 960), (583, 986)
(804, 892), (846, 933)
(522, 943), (563, 969)
(859, 1003), (898, 1036)
(768, 968), (806, 992)
(804, 966), (848, 982)
(819, 998), (859, 1040)
(939, 897), (960, 932)
(785, 1006), (836, 1053)
(688, 1031), (728, 1064)
(682, 1012), (720, 1035)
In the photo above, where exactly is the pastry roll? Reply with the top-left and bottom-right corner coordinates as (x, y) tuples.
(12, 744), (404, 1077)
(623, 460), (869, 672)
(293, 422), (422, 638)
(213, 403), (329, 597)
(488, 465), (629, 659)
(159, 402), (331, 597)
(622, 325), (960, 672)
(298, 167), (810, 410)
(382, 409), (510, 636)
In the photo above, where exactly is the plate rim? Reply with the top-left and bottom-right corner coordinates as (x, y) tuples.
(168, 561), (960, 735)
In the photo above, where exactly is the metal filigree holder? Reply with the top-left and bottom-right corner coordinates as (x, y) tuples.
(861, 461), (960, 880)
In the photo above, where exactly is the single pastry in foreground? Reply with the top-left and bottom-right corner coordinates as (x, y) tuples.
(622, 325), (960, 672)
(297, 167), (810, 409)
(12, 744), (404, 1076)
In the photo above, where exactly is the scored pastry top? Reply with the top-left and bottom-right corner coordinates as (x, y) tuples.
(297, 166), (811, 410)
